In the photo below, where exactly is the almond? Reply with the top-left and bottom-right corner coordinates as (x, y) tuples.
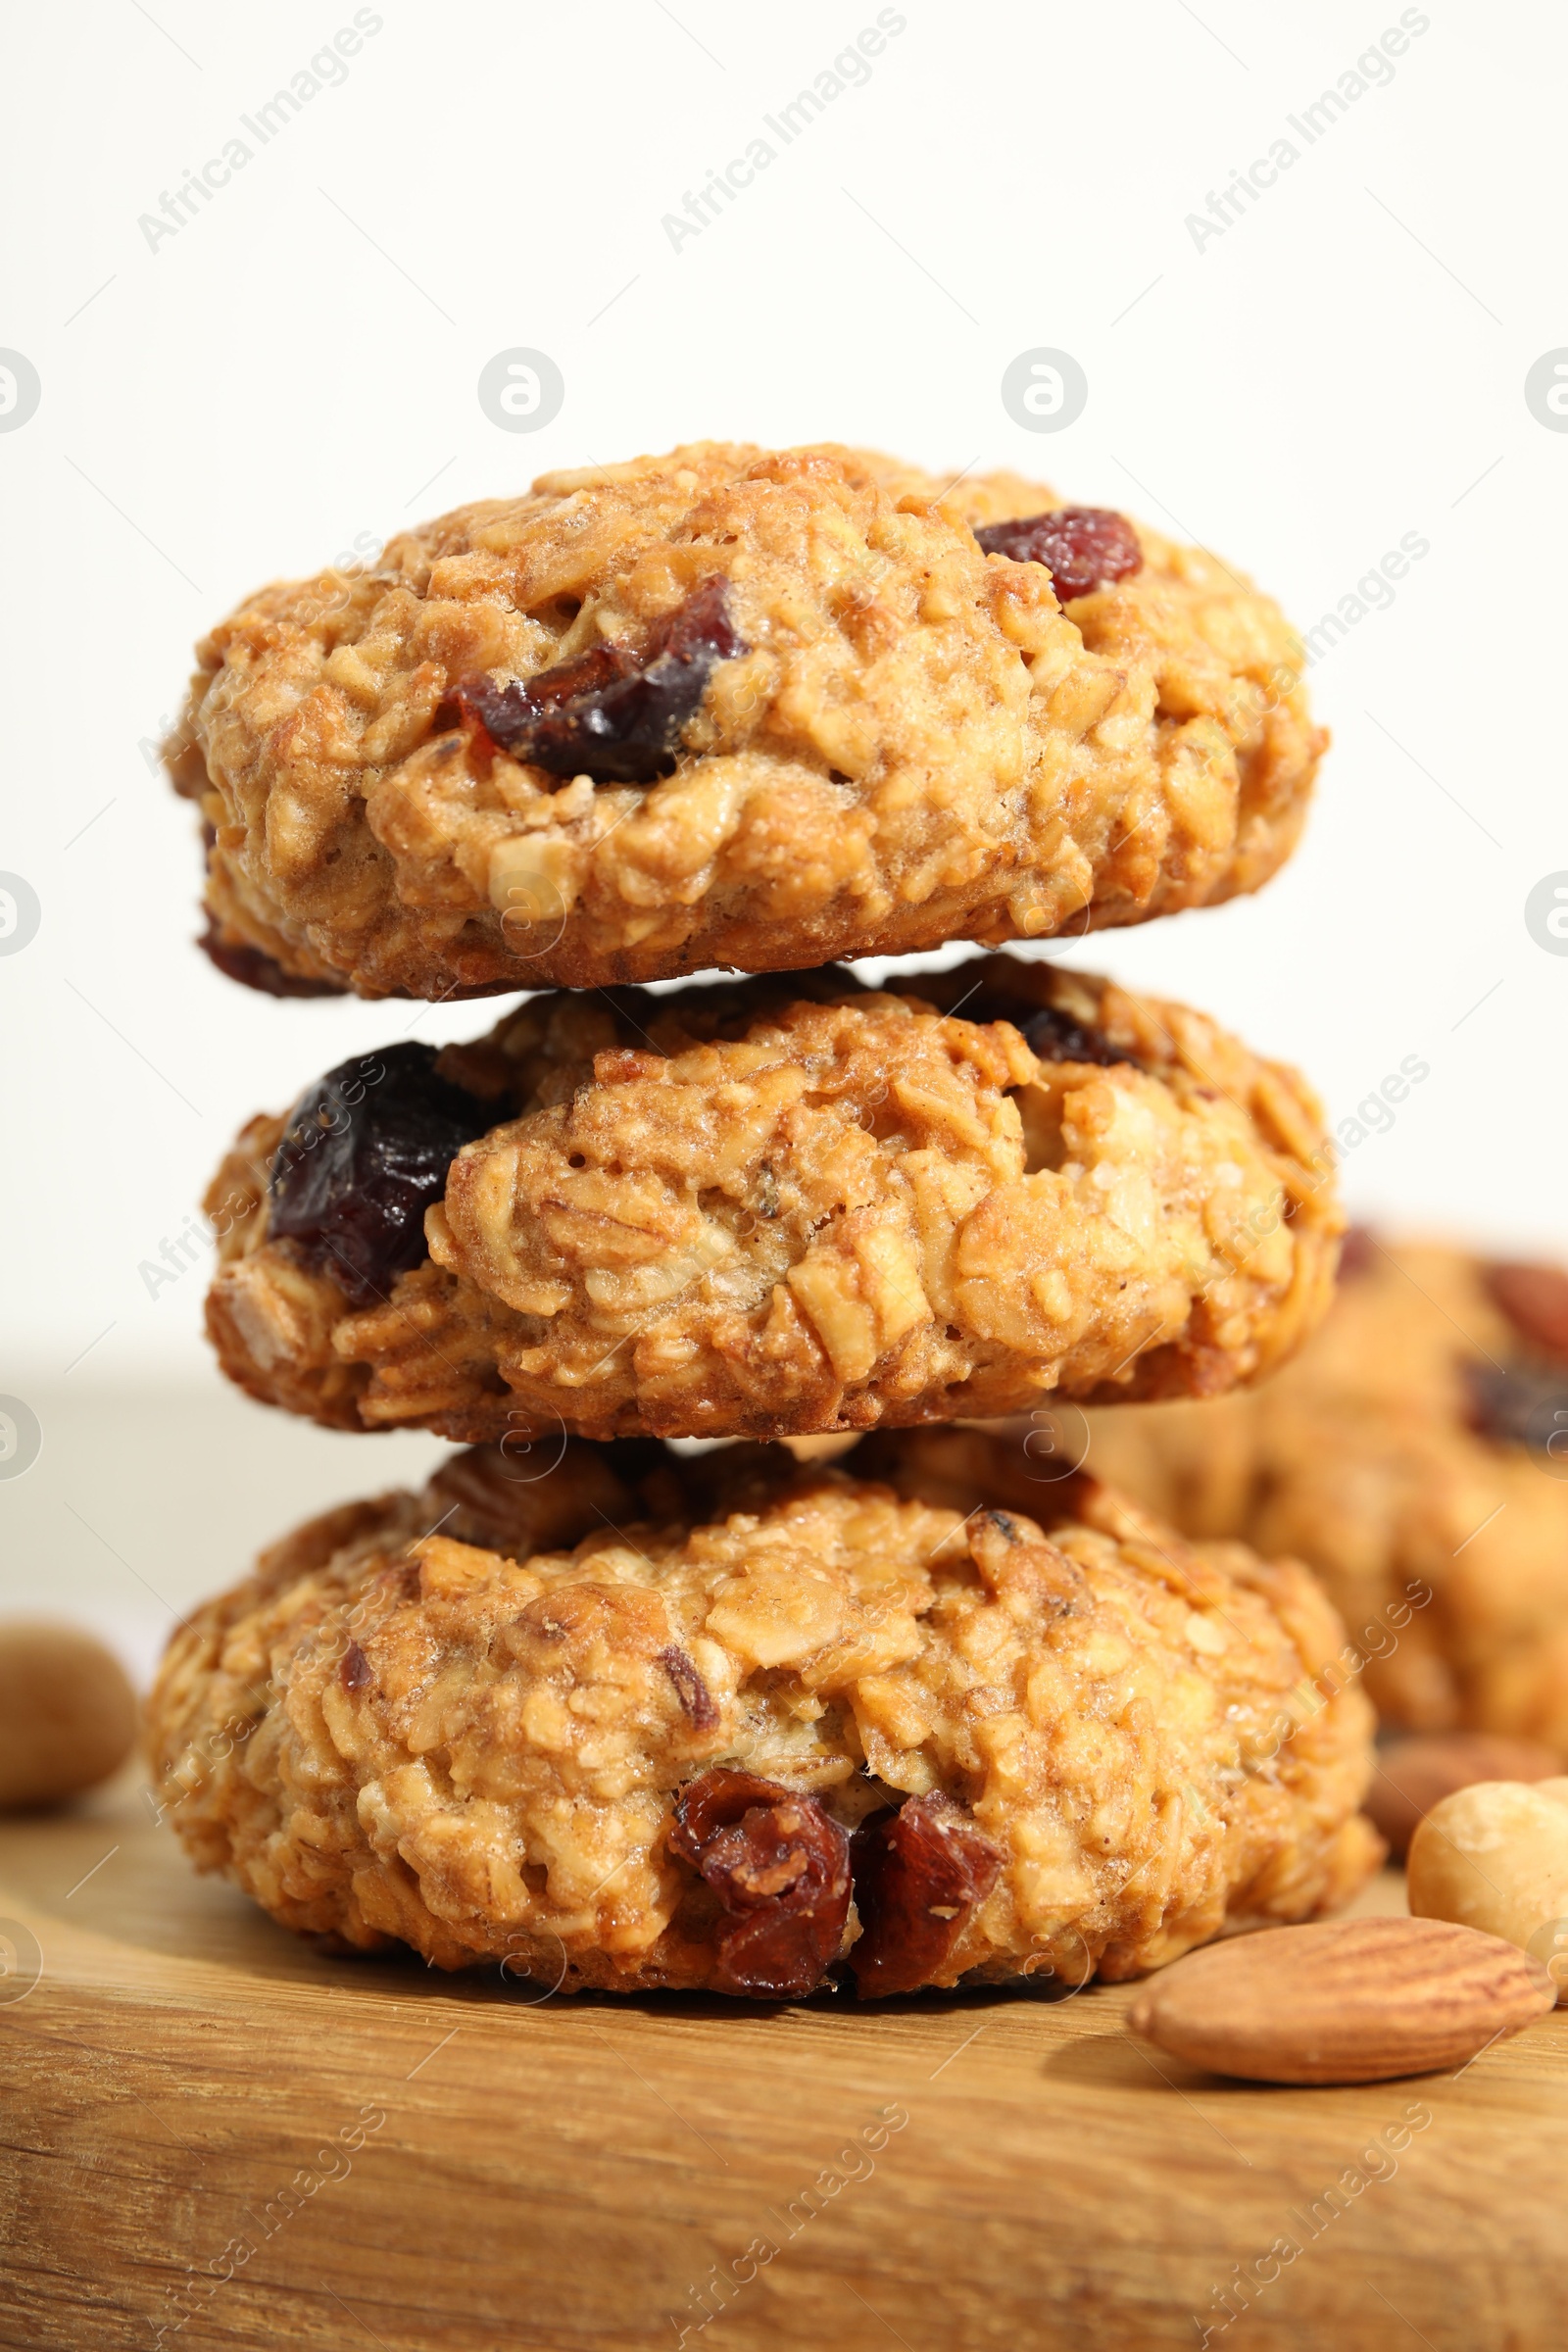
(1126, 1917), (1554, 2084)
(1368, 1733), (1563, 1858)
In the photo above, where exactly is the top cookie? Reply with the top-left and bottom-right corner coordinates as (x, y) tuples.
(168, 442), (1323, 999)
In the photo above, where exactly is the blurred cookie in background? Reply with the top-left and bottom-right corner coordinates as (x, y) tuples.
(1081, 1235), (1568, 1753)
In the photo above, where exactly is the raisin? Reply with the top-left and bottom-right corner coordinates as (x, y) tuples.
(339, 1642), (372, 1691)
(670, 1767), (851, 1998)
(425, 1438), (662, 1559)
(1020, 1003), (1138, 1068)
(973, 507), (1143, 603)
(449, 575), (747, 786)
(658, 1646), (719, 1730)
(1486, 1262), (1568, 1368)
(268, 1042), (495, 1306)
(1463, 1359), (1568, 1452)
(849, 1791), (1002, 1999)
(198, 913), (344, 999)
(949, 981), (1136, 1070)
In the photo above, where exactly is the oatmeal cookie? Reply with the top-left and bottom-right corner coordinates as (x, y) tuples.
(1084, 1237), (1568, 1751)
(167, 442), (1323, 999)
(145, 1432), (1380, 1995)
(203, 956), (1341, 1443)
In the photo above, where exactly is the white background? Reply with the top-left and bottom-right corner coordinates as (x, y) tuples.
(3, 0), (1565, 1665)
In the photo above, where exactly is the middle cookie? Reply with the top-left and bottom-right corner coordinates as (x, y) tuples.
(205, 955), (1342, 1442)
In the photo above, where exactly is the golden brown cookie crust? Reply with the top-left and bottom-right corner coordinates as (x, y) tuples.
(204, 956), (1342, 1443)
(145, 1434), (1379, 1994)
(1084, 1241), (1568, 1751)
(169, 443), (1322, 999)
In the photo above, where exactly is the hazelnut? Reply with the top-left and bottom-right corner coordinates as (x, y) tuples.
(0, 1623), (137, 1809)
(1407, 1778), (1568, 2000)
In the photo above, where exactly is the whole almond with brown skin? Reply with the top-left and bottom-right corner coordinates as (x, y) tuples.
(1127, 1917), (1554, 2084)
(1369, 1734), (1563, 1859)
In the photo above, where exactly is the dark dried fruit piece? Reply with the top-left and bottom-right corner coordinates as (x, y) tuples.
(1463, 1359), (1568, 1453)
(850, 1791), (1003, 1998)
(450, 575), (748, 786)
(973, 507), (1143, 603)
(339, 1642), (372, 1692)
(1486, 1262), (1568, 1368)
(670, 1766), (851, 1998)
(1019, 1003), (1139, 1070)
(425, 1436), (665, 1559)
(659, 1645), (719, 1731)
(198, 913), (344, 999)
(962, 987), (1138, 1070)
(1339, 1224), (1379, 1280)
(268, 1042), (495, 1307)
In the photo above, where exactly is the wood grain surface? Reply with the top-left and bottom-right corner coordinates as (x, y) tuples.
(1, 1792), (1563, 2352)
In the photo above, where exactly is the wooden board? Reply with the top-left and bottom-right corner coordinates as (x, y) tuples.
(1, 1793), (1564, 2352)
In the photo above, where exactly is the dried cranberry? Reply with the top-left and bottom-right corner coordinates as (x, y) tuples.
(659, 1647), (719, 1730)
(1486, 1263), (1568, 1369)
(1464, 1360), (1568, 1454)
(449, 575), (747, 786)
(670, 1767), (851, 1998)
(268, 1043), (495, 1306)
(849, 1791), (1002, 1998)
(198, 913), (344, 998)
(973, 507), (1143, 603)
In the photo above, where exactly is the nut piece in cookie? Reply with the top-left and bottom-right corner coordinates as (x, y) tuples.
(202, 954), (1342, 1442)
(168, 440), (1324, 999)
(145, 1432), (1380, 1996)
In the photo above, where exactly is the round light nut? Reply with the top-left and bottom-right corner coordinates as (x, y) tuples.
(0, 1623), (138, 1809)
(1127, 1916), (1555, 2083)
(1408, 1778), (1568, 2000)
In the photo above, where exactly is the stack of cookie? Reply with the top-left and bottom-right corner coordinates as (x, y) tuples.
(147, 442), (1381, 1998)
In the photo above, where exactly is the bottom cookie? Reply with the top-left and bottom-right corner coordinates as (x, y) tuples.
(146, 1431), (1380, 1997)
